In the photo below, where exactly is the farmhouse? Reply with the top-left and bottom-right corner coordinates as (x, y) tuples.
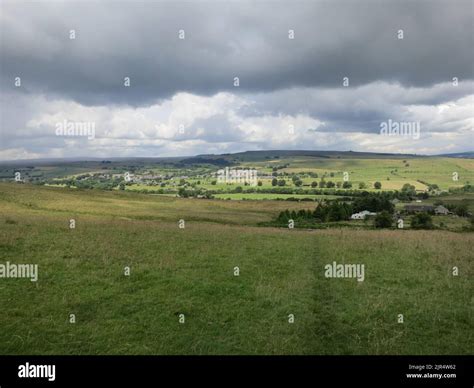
(351, 210), (376, 220)
(404, 204), (434, 213)
(434, 205), (451, 215)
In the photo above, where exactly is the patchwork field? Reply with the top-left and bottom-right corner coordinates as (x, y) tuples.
(0, 183), (472, 355)
(244, 156), (474, 191)
(2, 153), (474, 195)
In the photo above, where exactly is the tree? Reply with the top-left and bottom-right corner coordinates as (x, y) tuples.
(352, 192), (394, 213)
(359, 182), (367, 189)
(119, 183), (125, 190)
(271, 178), (278, 186)
(211, 180), (217, 185)
(411, 212), (434, 229)
(342, 181), (352, 189)
(454, 202), (469, 217)
(311, 181), (318, 188)
(235, 186), (243, 193)
(374, 181), (382, 189)
(326, 181), (335, 188)
(294, 179), (303, 187)
(178, 188), (188, 198)
(374, 211), (392, 228)
(257, 181), (263, 187)
(401, 183), (416, 197)
(278, 179), (286, 187)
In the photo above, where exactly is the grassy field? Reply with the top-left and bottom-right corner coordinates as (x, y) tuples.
(0, 182), (472, 355)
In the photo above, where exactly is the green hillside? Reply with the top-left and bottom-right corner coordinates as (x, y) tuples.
(0, 183), (472, 355)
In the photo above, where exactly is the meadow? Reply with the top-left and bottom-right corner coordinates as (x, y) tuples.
(0, 182), (472, 355)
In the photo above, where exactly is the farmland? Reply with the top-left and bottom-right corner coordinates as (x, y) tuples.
(2, 151), (473, 196)
(0, 175), (473, 355)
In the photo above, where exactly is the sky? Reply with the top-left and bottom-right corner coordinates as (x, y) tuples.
(0, 0), (473, 160)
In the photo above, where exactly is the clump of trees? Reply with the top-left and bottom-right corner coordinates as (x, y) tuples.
(277, 200), (353, 224)
(398, 183), (417, 200)
(352, 192), (394, 213)
(410, 212), (434, 229)
(374, 211), (392, 228)
(447, 202), (469, 217)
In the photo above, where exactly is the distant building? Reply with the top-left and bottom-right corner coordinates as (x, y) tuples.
(434, 205), (451, 215)
(351, 210), (376, 220)
(404, 204), (434, 213)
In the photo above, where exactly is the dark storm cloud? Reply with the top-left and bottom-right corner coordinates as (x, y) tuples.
(1, 0), (473, 107)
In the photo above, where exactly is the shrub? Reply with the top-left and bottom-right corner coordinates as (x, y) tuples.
(374, 211), (392, 228)
(411, 212), (434, 229)
(454, 202), (469, 217)
(342, 181), (352, 189)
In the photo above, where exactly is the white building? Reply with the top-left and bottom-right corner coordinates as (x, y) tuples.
(351, 210), (376, 220)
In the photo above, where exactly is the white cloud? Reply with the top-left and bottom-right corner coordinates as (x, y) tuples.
(0, 81), (472, 160)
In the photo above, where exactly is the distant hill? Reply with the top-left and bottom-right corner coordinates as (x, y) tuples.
(191, 150), (430, 164)
(2, 149), (473, 166)
(436, 152), (474, 159)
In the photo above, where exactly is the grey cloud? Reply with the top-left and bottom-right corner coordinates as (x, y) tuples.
(238, 81), (474, 134)
(1, 0), (473, 107)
